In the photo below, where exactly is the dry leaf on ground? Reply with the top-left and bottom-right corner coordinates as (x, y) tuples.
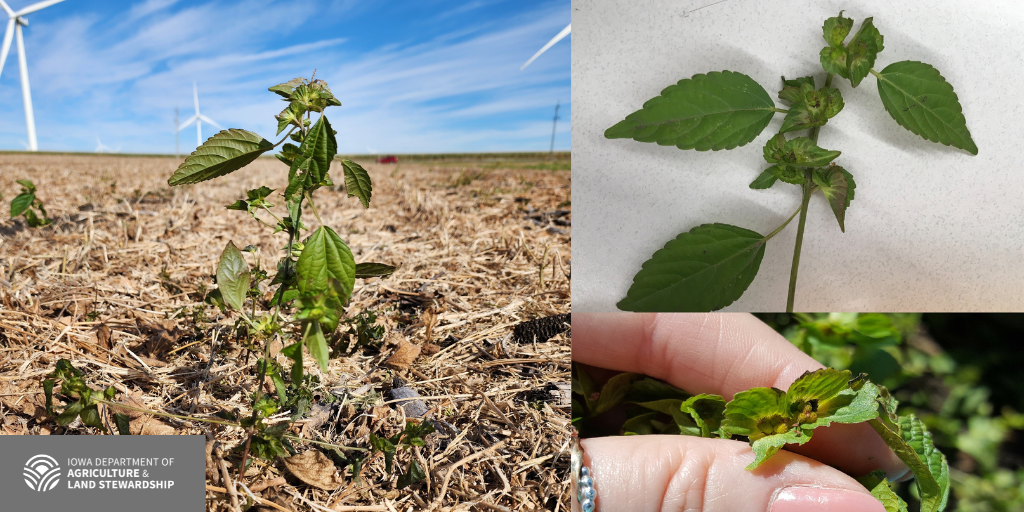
(282, 450), (346, 490)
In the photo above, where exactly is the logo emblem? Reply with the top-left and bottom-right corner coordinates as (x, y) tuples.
(23, 454), (60, 492)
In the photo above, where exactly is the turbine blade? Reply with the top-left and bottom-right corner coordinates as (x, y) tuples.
(520, 23), (570, 70)
(0, 19), (13, 80)
(0, 1), (13, 17)
(197, 114), (221, 129)
(15, 0), (65, 16)
(177, 115), (197, 131)
(193, 81), (199, 114)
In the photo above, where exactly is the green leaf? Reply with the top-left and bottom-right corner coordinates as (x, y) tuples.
(43, 379), (55, 415)
(721, 387), (791, 439)
(617, 223), (767, 312)
(168, 129), (274, 186)
(276, 101), (305, 135)
(247, 186), (274, 201)
(875, 61), (978, 154)
(56, 400), (84, 426)
(786, 368), (850, 408)
(341, 159), (373, 208)
(813, 166), (853, 232)
(10, 192), (33, 217)
(898, 415), (950, 511)
(779, 84), (844, 134)
(680, 394), (726, 437)
(748, 428), (810, 469)
(295, 226), (356, 303)
(355, 262), (397, 279)
(862, 473), (909, 512)
(225, 200), (248, 211)
(868, 416), (946, 512)
(632, 399), (700, 436)
(847, 18), (883, 88)
(593, 373), (640, 416)
(624, 377), (691, 404)
(778, 76), (815, 104)
(605, 71), (777, 151)
(764, 135), (841, 168)
(820, 46), (850, 79)
(15, 179), (35, 193)
(80, 404), (106, 431)
(114, 413), (131, 435)
(270, 77), (305, 98)
(748, 168), (778, 190)
(397, 459), (426, 489)
(216, 241), (251, 312)
(303, 321), (330, 372)
(770, 164), (807, 185)
(301, 116), (338, 186)
(822, 11), (853, 47)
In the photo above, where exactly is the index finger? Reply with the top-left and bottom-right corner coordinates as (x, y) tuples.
(572, 312), (909, 479)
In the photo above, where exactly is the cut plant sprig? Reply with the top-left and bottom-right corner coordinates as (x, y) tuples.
(607, 11), (976, 312)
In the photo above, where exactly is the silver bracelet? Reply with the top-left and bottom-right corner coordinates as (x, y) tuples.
(572, 429), (596, 512)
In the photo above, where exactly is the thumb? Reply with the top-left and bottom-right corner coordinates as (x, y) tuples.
(574, 435), (887, 512)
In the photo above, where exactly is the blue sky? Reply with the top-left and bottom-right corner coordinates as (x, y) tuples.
(0, 0), (570, 154)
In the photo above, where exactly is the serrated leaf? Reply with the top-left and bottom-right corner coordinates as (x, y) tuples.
(80, 404), (105, 431)
(866, 477), (909, 512)
(624, 377), (691, 403)
(749, 168), (778, 189)
(801, 381), (880, 430)
(721, 387), (791, 439)
(168, 129), (273, 186)
(779, 84), (844, 134)
(216, 241), (250, 312)
(355, 262), (397, 279)
(822, 11), (853, 47)
(680, 394), (726, 437)
(270, 77), (305, 98)
(787, 368), (850, 407)
(247, 186), (274, 201)
(341, 159), (373, 208)
(303, 321), (330, 372)
(770, 164), (807, 185)
(295, 226), (356, 303)
(56, 400), (84, 426)
(847, 18), (883, 88)
(868, 416), (946, 512)
(778, 76), (816, 104)
(618, 223), (766, 312)
(748, 428), (810, 469)
(813, 166), (853, 232)
(764, 135), (841, 168)
(301, 116), (338, 186)
(10, 192), (33, 217)
(605, 70), (777, 151)
(898, 415), (950, 511)
(594, 373), (640, 416)
(820, 46), (850, 79)
(225, 199), (248, 211)
(397, 459), (426, 489)
(114, 413), (131, 435)
(875, 61), (978, 154)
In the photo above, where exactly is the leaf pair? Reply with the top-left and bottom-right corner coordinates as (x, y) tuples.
(10, 179), (51, 227)
(43, 359), (118, 433)
(819, 12), (883, 88)
(777, 77), (844, 134)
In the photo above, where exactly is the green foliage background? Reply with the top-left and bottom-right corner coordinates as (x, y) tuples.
(755, 314), (1024, 512)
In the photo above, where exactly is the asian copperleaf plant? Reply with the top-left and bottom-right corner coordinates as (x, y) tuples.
(572, 365), (951, 512)
(164, 75), (402, 476)
(605, 12), (977, 312)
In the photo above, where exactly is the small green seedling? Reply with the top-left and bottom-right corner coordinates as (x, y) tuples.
(367, 420), (435, 488)
(572, 365), (950, 512)
(44, 359), (122, 433)
(606, 12), (976, 312)
(166, 74), (398, 471)
(9, 179), (51, 227)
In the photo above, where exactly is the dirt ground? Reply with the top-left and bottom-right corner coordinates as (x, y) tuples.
(0, 154), (571, 511)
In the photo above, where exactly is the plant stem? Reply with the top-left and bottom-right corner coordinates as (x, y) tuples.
(785, 73), (833, 313)
(764, 203), (803, 242)
(771, 108), (789, 114)
(304, 190), (324, 226)
(272, 127), (297, 148)
(786, 173), (814, 313)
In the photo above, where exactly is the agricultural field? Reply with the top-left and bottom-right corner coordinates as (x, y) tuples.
(0, 153), (571, 511)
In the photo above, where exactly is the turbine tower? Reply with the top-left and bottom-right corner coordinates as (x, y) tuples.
(0, 0), (69, 151)
(177, 81), (222, 148)
(520, 23), (570, 70)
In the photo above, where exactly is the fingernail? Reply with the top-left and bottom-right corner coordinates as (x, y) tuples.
(770, 487), (886, 512)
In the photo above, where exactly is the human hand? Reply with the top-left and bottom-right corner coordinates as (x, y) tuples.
(571, 313), (909, 512)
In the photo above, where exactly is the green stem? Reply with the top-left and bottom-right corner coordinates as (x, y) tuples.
(272, 127), (297, 148)
(304, 190), (324, 226)
(785, 72), (832, 313)
(771, 108), (789, 114)
(786, 170), (814, 313)
(764, 203), (803, 242)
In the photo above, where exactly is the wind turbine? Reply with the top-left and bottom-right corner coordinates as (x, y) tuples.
(94, 135), (119, 153)
(177, 81), (222, 148)
(0, 0), (68, 151)
(520, 23), (570, 70)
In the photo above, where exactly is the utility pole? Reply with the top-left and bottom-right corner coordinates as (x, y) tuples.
(174, 107), (179, 158)
(549, 101), (560, 159)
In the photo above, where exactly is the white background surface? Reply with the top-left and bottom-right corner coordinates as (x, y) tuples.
(572, 0), (1024, 312)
